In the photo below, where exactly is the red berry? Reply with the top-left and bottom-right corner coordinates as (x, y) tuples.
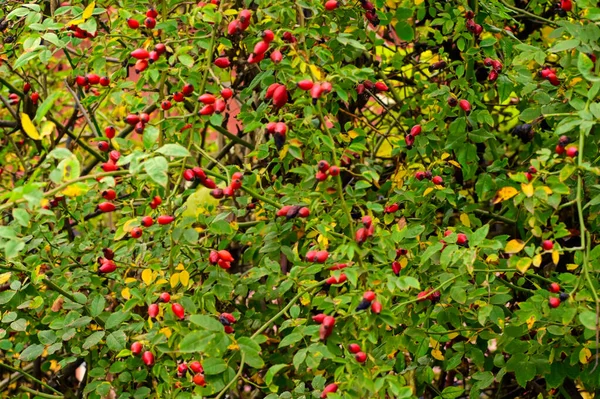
(177, 363), (188, 376)
(86, 73), (100, 85)
(141, 216), (153, 227)
(102, 189), (116, 200)
(23, 82), (31, 93)
(199, 93), (216, 104)
(104, 126), (115, 138)
(131, 227), (143, 238)
(98, 260), (116, 273)
(432, 176), (443, 185)
(218, 250), (234, 262)
(211, 188), (224, 199)
(157, 215), (174, 225)
(221, 88), (233, 99)
(144, 17), (156, 29)
(560, 0), (572, 12)
(109, 150), (120, 162)
(549, 283), (561, 293)
(371, 300), (382, 314)
(312, 313), (326, 323)
(374, 81), (388, 92)
(566, 146), (578, 158)
(131, 48), (150, 59)
(348, 343), (361, 353)
(214, 57), (231, 68)
(30, 92), (39, 104)
(318, 160), (330, 172)
(172, 303), (185, 320)
(155, 43), (166, 54)
(297, 79), (314, 91)
(363, 291), (376, 302)
(253, 40), (269, 56)
(355, 351), (367, 363)
(124, 114), (140, 125)
(549, 297), (561, 308)
(159, 292), (171, 303)
(555, 144), (565, 155)
(270, 50), (283, 64)
(189, 361), (203, 374)
(75, 75), (88, 86)
(127, 18), (140, 29)
(192, 373), (206, 386)
(141, 351), (154, 366)
(298, 207), (310, 218)
(99, 76), (110, 86)
(131, 341), (143, 355)
(328, 166), (340, 176)
(183, 169), (195, 181)
(542, 240), (554, 251)
(272, 85), (288, 108)
(148, 303), (159, 318)
(262, 29), (275, 42)
(456, 233), (468, 246)
(315, 250), (329, 263)
(199, 104), (215, 116)
(321, 383), (338, 398)
(161, 100), (172, 110)
(98, 141), (109, 152)
(97, 202), (116, 212)
(146, 8), (158, 18)
(315, 171), (328, 181)
(385, 203), (399, 213)
(325, 0), (338, 10)
(459, 99), (471, 112)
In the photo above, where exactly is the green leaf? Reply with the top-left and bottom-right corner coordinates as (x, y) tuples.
(395, 21), (414, 41)
(143, 125), (159, 149)
(178, 54), (195, 68)
(34, 92), (62, 123)
(105, 311), (130, 330)
(42, 32), (65, 48)
(13, 50), (41, 70)
(83, 331), (105, 349)
(578, 52), (600, 82)
(38, 330), (57, 345)
(144, 156), (169, 187)
(89, 295), (106, 317)
(265, 364), (288, 387)
(278, 332), (304, 348)
(202, 357), (227, 375)
(189, 315), (225, 331)
(179, 331), (215, 353)
(5, 239), (25, 259)
(450, 286), (467, 304)
(156, 144), (191, 158)
(12, 208), (30, 227)
(106, 331), (126, 351)
(579, 310), (598, 330)
(547, 39), (579, 53)
(20, 344), (45, 361)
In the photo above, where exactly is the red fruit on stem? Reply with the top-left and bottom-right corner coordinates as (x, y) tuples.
(159, 292), (171, 303)
(124, 114), (140, 125)
(355, 351), (367, 363)
(217, 259), (231, 269)
(98, 260), (116, 273)
(488, 70), (498, 82)
(203, 178), (217, 189)
(103, 248), (114, 260)
(547, 73), (560, 86)
(312, 313), (326, 323)
(310, 83), (323, 103)
(218, 250), (234, 262)
(101, 161), (118, 172)
(432, 176), (443, 185)
(549, 282), (561, 293)
(542, 240), (554, 251)
(228, 20), (242, 35)
(297, 79), (314, 90)
(109, 150), (120, 162)
(325, 0), (338, 10)
(141, 216), (153, 227)
(223, 186), (234, 197)
(221, 88), (233, 99)
(363, 291), (376, 301)
(155, 43), (166, 54)
(182, 83), (194, 96)
(215, 99), (226, 113)
(362, 215), (372, 228)
(457, 233), (468, 246)
(270, 50), (283, 63)
(214, 57), (231, 68)
(183, 169), (195, 181)
(555, 144), (565, 155)
(177, 363), (188, 376)
(321, 383), (338, 398)
(199, 93), (216, 104)
(371, 300), (382, 313)
(193, 167), (206, 180)
(272, 85), (288, 108)
(392, 261), (402, 275)
(348, 343), (361, 353)
(131, 48), (150, 59)
(130, 227), (143, 238)
(172, 303), (185, 320)
(211, 188), (224, 199)
(192, 374), (206, 386)
(459, 99), (471, 112)
(566, 146), (578, 158)
(405, 134), (415, 148)
(97, 202), (116, 212)
(144, 17), (156, 29)
(173, 92), (184, 102)
(209, 251), (219, 264)
(131, 342), (143, 355)
(199, 104), (215, 116)
(560, 0), (572, 12)
(161, 100), (172, 110)
(104, 126), (116, 138)
(355, 227), (367, 243)
(328, 166), (340, 176)
(298, 207), (310, 218)
(385, 203), (399, 213)
(253, 40), (269, 55)
(142, 351), (154, 366)
(99, 76), (110, 86)
(374, 81), (388, 92)
(266, 83), (281, 99)
(23, 82), (31, 93)
(148, 303), (159, 318)
(189, 361), (203, 374)
(86, 73), (100, 85)
(315, 250), (329, 263)
(157, 215), (174, 225)
(98, 141), (109, 152)
(146, 8), (158, 18)
(127, 18), (140, 29)
(102, 189), (116, 200)
(549, 297), (561, 308)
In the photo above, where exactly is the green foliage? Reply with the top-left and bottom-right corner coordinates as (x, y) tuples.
(1, 0), (600, 398)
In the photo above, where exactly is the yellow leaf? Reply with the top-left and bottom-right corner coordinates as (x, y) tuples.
(521, 183), (534, 198)
(516, 257), (532, 273)
(300, 292), (311, 306)
(505, 239), (526, 254)
(179, 270), (190, 287)
(62, 182), (88, 197)
(580, 347), (592, 364)
(309, 64), (322, 81)
(170, 273), (180, 288)
(20, 113), (41, 140)
(121, 287), (131, 300)
(552, 250), (560, 265)
(526, 315), (536, 330)
(123, 219), (139, 232)
(317, 234), (329, 248)
(532, 254), (542, 267)
(40, 121), (56, 137)
(155, 278), (168, 286)
(176, 263), (185, 271)
(142, 269), (154, 285)
(448, 160), (461, 169)
(399, 258), (408, 268)
(423, 187), (434, 196)
(83, 1), (96, 20)
(460, 213), (471, 228)
(0, 272), (11, 285)
(431, 348), (445, 360)
(69, 18), (85, 25)
(541, 186), (553, 195)
(567, 263), (579, 271)
(124, 277), (137, 284)
(441, 152), (450, 160)
(228, 343), (240, 351)
(492, 187), (518, 204)
(159, 327), (172, 339)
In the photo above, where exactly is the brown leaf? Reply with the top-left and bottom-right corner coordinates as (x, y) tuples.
(51, 296), (64, 312)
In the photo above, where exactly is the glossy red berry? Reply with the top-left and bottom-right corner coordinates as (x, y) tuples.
(432, 176), (443, 185)
(141, 351), (154, 366)
(298, 207), (310, 218)
(321, 383), (338, 398)
(218, 250), (234, 262)
(131, 341), (143, 355)
(75, 75), (88, 86)
(23, 82), (31, 93)
(318, 160), (330, 172)
(325, 0), (338, 10)
(159, 292), (171, 303)
(141, 216), (153, 227)
(214, 57), (231, 68)
(348, 343), (361, 353)
(102, 189), (116, 200)
(148, 303), (159, 318)
(456, 233), (468, 246)
(192, 373), (206, 386)
(459, 99), (471, 112)
(161, 100), (172, 110)
(189, 361), (203, 374)
(177, 363), (188, 376)
(328, 166), (340, 176)
(131, 48), (150, 59)
(171, 303), (185, 320)
(315, 250), (329, 263)
(297, 79), (314, 91)
(221, 88), (233, 99)
(270, 50), (283, 63)
(98, 141), (109, 152)
(549, 297), (561, 308)
(566, 146), (578, 158)
(555, 144), (565, 155)
(355, 351), (367, 363)
(131, 227), (143, 238)
(542, 240), (554, 251)
(371, 300), (382, 314)
(157, 215), (174, 225)
(549, 283), (561, 293)
(127, 18), (140, 29)
(144, 17), (156, 29)
(146, 8), (158, 18)
(97, 202), (116, 212)
(363, 291), (376, 302)
(183, 169), (195, 181)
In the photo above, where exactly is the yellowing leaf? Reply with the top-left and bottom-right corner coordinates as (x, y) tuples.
(460, 213), (471, 228)
(552, 250), (560, 266)
(423, 187), (434, 196)
(431, 348), (445, 360)
(20, 113), (41, 140)
(121, 287), (131, 300)
(141, 269), (154, 285)
(526, 315), (536, 330)
(62, 182), (88, 197)
(448, 160), (461, 169)
(505, 239), (526, 254)
(83, 1), (96, 19)
(40, 121), (56, 137)
(399, 258), (408, 268)
(300, 292), (311, 306)
(170, 273), (180, 288)
(580, 347), (592, 364)
(521, 183), (534, 198)
(179, 270), (190, 287)
(532, 254), (542, 267)
(567, 263), (579, 271)
(159, 327), (172, 339)
(492, 187), (518, 204)
(317, 234), (329, 248)
(124, 277), (137, 284)
(155, 278), (168, 286)
(123, 219), (138, 232)
(0, 272), (11, 285)
(516, 257), (532, 273)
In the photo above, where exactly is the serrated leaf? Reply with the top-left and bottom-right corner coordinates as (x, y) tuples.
(144, 156), (169, 186)
(20, 344), (45, 361)
(505, 239), (525, 254)
(83, 331), (105, 349)
(156, 143), (190, 158)
(189, 315), (225, 331)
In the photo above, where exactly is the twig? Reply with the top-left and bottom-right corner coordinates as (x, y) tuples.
(0, 362), (62, 396)
(19, 386), (63, 399)
(64, 82), (100, 138)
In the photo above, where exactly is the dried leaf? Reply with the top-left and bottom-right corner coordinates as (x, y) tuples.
(492, 187), (518, 204)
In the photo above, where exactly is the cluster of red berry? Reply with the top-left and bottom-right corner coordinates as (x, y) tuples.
(209, 249), (235, 270)
(315, 160), (340, 181)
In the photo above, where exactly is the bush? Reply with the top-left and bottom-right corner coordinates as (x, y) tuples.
(1, 0), (600, 398)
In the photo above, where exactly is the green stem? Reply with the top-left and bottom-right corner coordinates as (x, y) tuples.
(204, 170), (282, 208)
(0, 363), (63, 396)
(19, 386), (64, 399)
(497, 0), (558, 26)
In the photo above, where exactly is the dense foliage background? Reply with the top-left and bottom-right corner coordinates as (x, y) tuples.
(1, 0), (600, 398)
